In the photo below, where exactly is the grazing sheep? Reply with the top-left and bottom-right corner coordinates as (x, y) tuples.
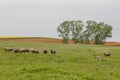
(94, 55), (102, 61)
(104, 52), (110, 56)
(43, 50), (48, 54)
(4, 47), (13, 52)
(14, 49), (19, 53)
(50, 49), (56, 54)
(31, 49), (39, 53)
(13, 48), (28, 53)
(29, 48), (39, 53)
(24, 49), (30, 52)
(19, 48), (26, 53)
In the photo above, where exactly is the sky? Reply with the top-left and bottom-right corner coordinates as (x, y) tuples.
(0, 0), (120, 42)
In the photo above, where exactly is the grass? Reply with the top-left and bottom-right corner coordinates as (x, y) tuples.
(0, 41), (120, 80)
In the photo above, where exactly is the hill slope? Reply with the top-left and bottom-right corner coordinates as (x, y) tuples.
(0, 41), (120, 80)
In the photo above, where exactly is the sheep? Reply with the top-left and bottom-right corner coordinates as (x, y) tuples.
(24, 49), (30, 52)
(13, 48), (30, 53)
(30, 48), (39, 54)
(50, 49), (56, 54)
(95, 56), (102, 61)
(104, 52), (110, 56)
(43, 50), (48, 54)
(31, 50), (39, 53)
(94, 54), (102, 61)
(14, 49), (19, 53)
(4, 47), (13, 52)
(18, 48), (26, 53)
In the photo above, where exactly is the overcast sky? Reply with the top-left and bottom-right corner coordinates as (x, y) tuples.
(0, 0), (120, 42)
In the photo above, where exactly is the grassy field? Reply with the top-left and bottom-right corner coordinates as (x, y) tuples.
(0, 41), (120, 80)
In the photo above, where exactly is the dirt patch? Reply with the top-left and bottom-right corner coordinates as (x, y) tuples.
(0, 38), (62, 43)
(0, 37), (75, 44)
(104, 42), (120, 46)
(1, 38), (120, 46)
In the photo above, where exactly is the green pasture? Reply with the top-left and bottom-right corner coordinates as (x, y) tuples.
(0, 41), (120, 80)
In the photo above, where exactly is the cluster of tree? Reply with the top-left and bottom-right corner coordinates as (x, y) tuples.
(57, 20), (112, 44)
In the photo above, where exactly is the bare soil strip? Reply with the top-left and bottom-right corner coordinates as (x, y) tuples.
(0, 37), (120, 46)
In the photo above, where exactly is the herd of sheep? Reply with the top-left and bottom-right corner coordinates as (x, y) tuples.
(4, 47), (111, 61)
(4, 47), (56, 54)
(89, 49), (111, 61)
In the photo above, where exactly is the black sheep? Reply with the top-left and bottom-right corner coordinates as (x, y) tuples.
(43, 50), (48, 54)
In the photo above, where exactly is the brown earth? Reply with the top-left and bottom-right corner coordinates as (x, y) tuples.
(104, 42), (120, 46)
(0, 38), (62, 43)
(0, 37), (75, 44)
(0, 37), (120, 46)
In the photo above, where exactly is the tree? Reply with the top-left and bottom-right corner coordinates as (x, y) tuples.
(57, 21), (71, 43)
(70, 20), (84, 44)
(94, 22), (112, 44)
(83, 20), (97, 44)
(57, 20), (113, 44)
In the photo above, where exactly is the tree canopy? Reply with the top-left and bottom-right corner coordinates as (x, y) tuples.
(57, 21), (71, 43)
(57, 20), (113, 44)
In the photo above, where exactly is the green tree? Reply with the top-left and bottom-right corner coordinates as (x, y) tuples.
(70, 20), (84, 44)
(83, 20), (97, 44)
(94, 22), (112, 44)
(57, 20), (112, 44)
(57, 21), (71, 43)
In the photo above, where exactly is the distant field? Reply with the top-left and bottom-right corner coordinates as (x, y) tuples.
(0, 36), (120, 45)
(0, 37), (62, 43)
(104, 42), (120, 46)
(0, 40), (120, 80)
